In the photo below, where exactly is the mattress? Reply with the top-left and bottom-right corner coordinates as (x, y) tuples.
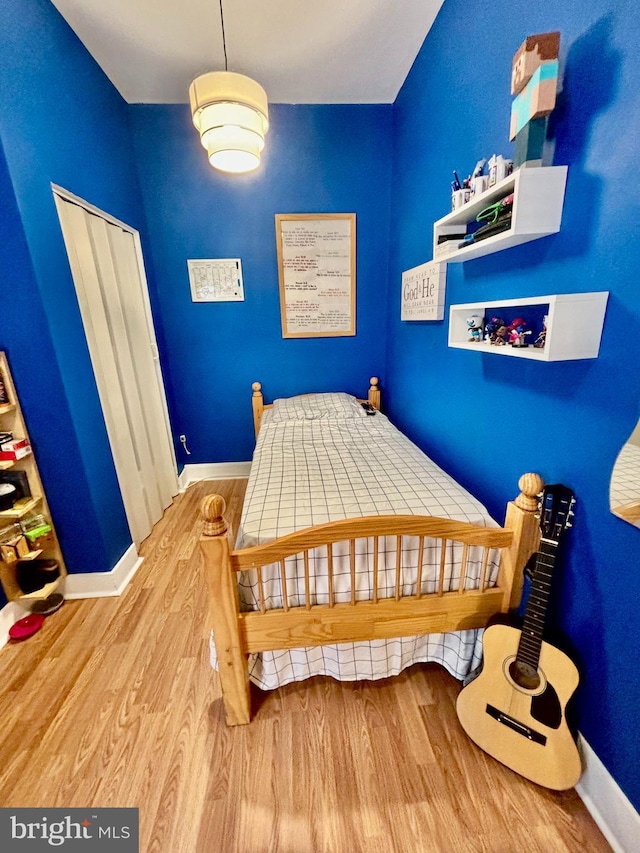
(610, 441), (640, 508)
(210, 404), (500, 689)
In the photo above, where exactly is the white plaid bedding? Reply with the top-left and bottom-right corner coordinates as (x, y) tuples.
(210, 409), (499, 689)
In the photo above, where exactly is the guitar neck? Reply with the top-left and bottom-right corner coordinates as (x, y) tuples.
(516, 540), (557, 670)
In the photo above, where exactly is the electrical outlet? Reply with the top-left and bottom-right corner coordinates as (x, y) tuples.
(179, 434), (191, 456)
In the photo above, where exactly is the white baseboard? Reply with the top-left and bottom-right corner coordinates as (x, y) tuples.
(577, 734), (640, 852)
(63, 543), (142, 599)
(178, 461), (251, 490)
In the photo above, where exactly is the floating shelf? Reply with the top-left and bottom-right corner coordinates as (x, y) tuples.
(448, 292), (609, 361)
(433, 166), (568, 263)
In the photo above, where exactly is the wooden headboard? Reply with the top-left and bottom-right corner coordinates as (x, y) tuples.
(251, 377), (381, 438)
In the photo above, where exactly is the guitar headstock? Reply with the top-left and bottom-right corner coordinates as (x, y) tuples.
(539, 484), (576, 543)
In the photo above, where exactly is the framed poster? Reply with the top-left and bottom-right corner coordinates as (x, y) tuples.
(275, 213), (356, 338)
(401, 261), (446, 321)
(187, 259), (244, 302)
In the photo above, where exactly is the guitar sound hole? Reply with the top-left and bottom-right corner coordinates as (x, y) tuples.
(509, 659), (541, 690)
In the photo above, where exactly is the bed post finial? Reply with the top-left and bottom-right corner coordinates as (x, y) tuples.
(201, 494), (228, 536)
(252, 381), (264, 438)
(514, 472), (544, 512)
(502, 472), (544, 610)
(368, 376), (381, 411)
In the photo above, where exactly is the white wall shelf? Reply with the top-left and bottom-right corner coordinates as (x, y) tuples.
(448, 292), (609, 361)
(433, 166), (568, 263)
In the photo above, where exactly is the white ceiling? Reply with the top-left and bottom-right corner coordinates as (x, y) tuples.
(50, 0), (444, 105)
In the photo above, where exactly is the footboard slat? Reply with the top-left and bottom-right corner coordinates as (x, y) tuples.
(303, 551), (311, 610)
(438, 539), (447, 596)
(395, 535), (402, 601)
(416, 536), (425, 599)
(257, 566), (266, 614)
(479, 547), (490, 593)
(327, 544), (334, 608)
(350, 540), (356, 606)
(373, 537), (379, 604)
(280, 560), (289, 612)
(458, 544), (469, 594)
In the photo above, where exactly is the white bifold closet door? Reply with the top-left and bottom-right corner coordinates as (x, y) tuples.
(54, 191), (178, 546)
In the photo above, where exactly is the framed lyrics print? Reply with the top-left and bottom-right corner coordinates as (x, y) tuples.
(276, 213), (356, 338)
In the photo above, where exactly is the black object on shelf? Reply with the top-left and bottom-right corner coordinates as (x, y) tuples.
(16, 558), (60, 594)
(459, 214), (513, 248)
(0, 483), (17, 511)
(0, 469), (31, 501)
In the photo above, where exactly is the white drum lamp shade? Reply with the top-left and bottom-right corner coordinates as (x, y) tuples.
(189, 71), (269, 173)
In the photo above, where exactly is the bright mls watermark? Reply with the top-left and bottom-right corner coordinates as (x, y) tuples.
(0, 808), (138, 850)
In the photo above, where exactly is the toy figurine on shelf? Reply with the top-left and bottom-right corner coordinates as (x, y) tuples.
(484, 317), (496, 342)
(534, 314), (548, 348)
(493, 320), (509, 346)
(467, 314), (484, 342)
(485, 316), (505, 344)
(508, 317), (532, 347)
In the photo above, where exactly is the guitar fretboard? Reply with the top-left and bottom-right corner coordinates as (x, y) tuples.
(516, 540), (557, 670)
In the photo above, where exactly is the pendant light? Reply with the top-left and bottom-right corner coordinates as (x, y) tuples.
(189, 0), (269, 174)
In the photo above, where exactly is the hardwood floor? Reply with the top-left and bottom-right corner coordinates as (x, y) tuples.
(0, 479), (611, 852)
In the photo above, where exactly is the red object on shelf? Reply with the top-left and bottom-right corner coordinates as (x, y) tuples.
(8, 613), (45, 641)
(0, 444), (31, 462)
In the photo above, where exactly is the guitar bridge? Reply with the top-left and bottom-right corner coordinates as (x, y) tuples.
(486, 704), (547, 745)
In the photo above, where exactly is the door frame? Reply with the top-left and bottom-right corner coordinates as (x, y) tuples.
(51, 183), (178, 539)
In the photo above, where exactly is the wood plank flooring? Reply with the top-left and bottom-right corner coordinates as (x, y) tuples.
(0, 479), (611, 852)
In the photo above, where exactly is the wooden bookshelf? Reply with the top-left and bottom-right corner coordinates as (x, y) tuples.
(0, 352), (66, 608)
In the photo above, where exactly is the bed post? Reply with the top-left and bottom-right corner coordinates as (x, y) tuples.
(252, 381), (264, 438)
(200, 494), (251, 726)
(368, 376), (381, 410)
(503, 472), (544, 610)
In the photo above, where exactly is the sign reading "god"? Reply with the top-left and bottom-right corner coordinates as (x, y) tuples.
(401, 261), (446, 321)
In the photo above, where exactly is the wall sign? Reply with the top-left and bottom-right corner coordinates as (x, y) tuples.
(187, 259), (244, 302)
(401, 261), (446, 321)
(275, 213), (356, 338)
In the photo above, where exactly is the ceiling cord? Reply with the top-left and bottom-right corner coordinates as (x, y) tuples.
(219, 0), (228, 71)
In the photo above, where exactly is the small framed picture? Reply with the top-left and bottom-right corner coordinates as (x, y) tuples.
(187, 259), (244, 302)
(401, 261), (446, 321)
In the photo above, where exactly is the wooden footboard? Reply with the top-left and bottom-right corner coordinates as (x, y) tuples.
(200, 473), (543, 725)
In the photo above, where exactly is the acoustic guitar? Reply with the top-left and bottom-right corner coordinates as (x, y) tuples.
(456, 484), (582, 790)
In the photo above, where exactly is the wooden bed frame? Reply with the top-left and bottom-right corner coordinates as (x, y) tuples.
(200, 379), (542, 725)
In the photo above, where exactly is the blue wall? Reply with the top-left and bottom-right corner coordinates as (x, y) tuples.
(388, 0), (640, 809)
(0, 0), (148, 581)
(0, 140), (100, 588)
(129, 103), (392, 464)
